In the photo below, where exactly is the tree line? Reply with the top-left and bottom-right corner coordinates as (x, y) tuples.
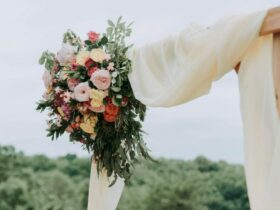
(0, 145), (250, 210)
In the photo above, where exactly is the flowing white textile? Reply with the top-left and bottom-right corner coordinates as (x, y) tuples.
(128, 10), (279, 210)
(128, 11), (266, 107)
(239, 35), (280, 210)
(87, 161), (124, 210)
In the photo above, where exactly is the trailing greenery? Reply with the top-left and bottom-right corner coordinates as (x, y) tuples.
(0, 145), (249, 210)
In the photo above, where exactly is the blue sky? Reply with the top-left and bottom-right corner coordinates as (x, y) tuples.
(0, 0), (278, 163)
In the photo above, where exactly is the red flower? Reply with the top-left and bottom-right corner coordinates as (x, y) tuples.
(105, 103), (119, 115)
(85, 58), (95, 68)
(103, 112), (118, 122)
(71, 122), (80, 129)
(71, 57), (79, 70)
(88, 31), (99, 42)
(103, 101), (120, 122)
(88, 66), (98, 77)
(105, 96), (112, 103)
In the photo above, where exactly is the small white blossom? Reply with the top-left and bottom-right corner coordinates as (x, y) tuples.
(55, 87), (62, 93)
(107, 62), (115, 71)
(104, 53), (111, 61)
(63, 91), (72, 103)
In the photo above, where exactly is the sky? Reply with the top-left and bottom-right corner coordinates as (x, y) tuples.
(0, 0), (279, 163)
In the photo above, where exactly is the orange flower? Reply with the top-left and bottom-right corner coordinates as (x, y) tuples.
(103, 112), (118, 122)
(103, 102), (119, 122)
(105, 103), (119, 115)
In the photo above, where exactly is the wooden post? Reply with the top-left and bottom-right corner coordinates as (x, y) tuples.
(261, 7), (280, 36)
(273, 33), (280, 116)
(235, 6), (280, 74)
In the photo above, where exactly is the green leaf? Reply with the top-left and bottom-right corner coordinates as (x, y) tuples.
(108, 20), (115, 27)
(99, 36), (108, 46)
(117, 16), (122, 25)
(112, 97), (121, 106)
(106, 27), (113, 36)
(84, 40), (92, 45)
(39, 53), (46, 65)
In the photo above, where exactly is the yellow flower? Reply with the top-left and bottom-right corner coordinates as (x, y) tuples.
(80, 114), (98, 134)
(89, 89), (105, 108)
(76, 50), (90, 66)
(90, 48), (106, 63)
(57, 107), (65, 117)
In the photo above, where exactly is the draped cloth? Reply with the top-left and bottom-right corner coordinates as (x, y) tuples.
(128, 9), (280, 210)
(87, 10), (280, 210)
(238, 35), (280, 210)
(87, 161), (124, 210)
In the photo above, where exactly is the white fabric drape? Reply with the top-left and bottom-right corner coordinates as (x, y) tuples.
(239, 35), (280, 210)
(128, 11), (266, 107)
(87, 161), (124, 210)
(128, 10), (280, 210)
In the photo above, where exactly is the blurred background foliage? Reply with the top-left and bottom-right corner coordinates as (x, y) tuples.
(0, 145), (249, 210)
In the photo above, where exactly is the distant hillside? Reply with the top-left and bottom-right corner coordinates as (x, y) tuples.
(0, 145), (249, 210)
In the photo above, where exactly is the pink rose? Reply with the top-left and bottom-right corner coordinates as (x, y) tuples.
(67, 78), (80, 91)
(90, 69), (111, 90)
(42, 70), (52, 88)
(73, 82), (91, 102)
(87, 31), (99, 42)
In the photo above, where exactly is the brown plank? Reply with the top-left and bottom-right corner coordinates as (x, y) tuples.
(261, 6), (280, 36)
(273, 33), (280, 116)
(235, 6), (280, 72)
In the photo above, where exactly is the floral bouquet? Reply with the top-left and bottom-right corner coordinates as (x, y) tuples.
(37, 17), (151, 185)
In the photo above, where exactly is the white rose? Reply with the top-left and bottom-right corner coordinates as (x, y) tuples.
(76, 50), (90, 66)
(57, 43), (76, 65)
(90, 48), (106, 63)
(42, 70), (52, 88)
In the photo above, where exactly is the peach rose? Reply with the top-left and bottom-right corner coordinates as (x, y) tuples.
(90, 69), (111, 90)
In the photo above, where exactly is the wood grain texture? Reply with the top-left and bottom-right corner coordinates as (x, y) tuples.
(235, 6), (280, 73)
(273, 33), (280, 116)
(261, 7), (280, 36)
